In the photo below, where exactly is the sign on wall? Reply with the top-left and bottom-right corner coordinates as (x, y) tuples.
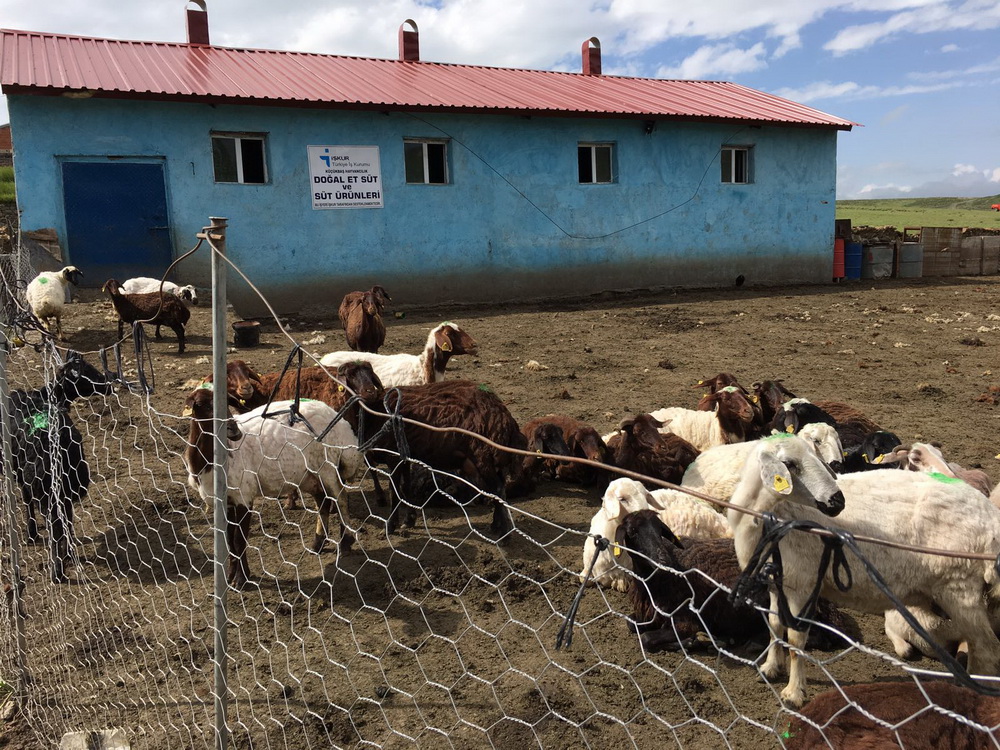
(308, 145), (383, 209)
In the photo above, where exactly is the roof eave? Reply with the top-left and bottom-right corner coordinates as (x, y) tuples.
(1, 86), (855, 131)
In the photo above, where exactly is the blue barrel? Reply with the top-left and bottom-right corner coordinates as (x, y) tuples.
(844, 241), (863, 280)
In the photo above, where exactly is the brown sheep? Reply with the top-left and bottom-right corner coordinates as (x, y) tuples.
(607, 413), (700, 486)
(103, 278), (190, 353)
(520, 414), (613, 486)
(784, 680), (1000, 749)
(365, 380), (527, 539)
(338, 285), (391, 353)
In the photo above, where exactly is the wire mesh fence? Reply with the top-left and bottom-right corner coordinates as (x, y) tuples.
(1, 223), (999, 749)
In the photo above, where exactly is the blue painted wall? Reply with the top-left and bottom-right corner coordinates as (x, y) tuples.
(9, 95), (840, 315)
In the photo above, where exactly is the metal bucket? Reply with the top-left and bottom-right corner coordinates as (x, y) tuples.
(232, 320), (261, 347)
(898, 243), (923, 279)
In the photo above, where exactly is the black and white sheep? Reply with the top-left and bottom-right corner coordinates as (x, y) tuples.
(25, 265), (84, 340)
(121, 277), (199, 306)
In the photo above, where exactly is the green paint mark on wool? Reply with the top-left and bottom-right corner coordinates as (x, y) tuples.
(38, 277), (48, 284)
(25, 413), (49, 435)
(477, 383), (493, 393)
(928, 472), (963, 485)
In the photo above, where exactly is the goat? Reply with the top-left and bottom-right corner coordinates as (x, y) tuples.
(103, 278), (190, 353)
(338, 287), (389, 353)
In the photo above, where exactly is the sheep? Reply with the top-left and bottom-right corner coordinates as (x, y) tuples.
(182, 386), (365, 588)
(319, 322), (477, 387)
(103, 278), (190, 353)
(771, 397), (880, 451)
(607, 413), (700, 486)
(338, 285), (391, 353)
(751, 379), (797, 425)
(648, 489), (733, 539)
(7, 351), (113, 582)
(681, 422), (844, 505)
(784, 680), (1000, 749)
(728, 434), (1000, 708)
(519, 414), (612, 486)
(811, 399), (884, 434)
(121, 277), (199, 305)
(651, 387), (760, 452)
(615, 509), (769, 652)
(839, 430), (904, 473)
(507, 419), (572, 497)
(904, 442), (994, 498)
(580, 478), (654, 592)
(25, 265), (84, 340)
(360, 379), (526, 539)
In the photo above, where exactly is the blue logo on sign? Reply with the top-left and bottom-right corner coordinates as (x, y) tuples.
(320, 148), (331, 167)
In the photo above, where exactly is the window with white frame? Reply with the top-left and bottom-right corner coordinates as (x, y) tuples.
(404, 139), (449, 184)
(212, 133), (267, 184)
(578, 142), (614, 184)
(721, 145), (753, 184)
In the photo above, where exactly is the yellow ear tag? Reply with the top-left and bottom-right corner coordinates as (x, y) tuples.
(773, 475), (790, 493)
(612, 545), (622, 557)
(872, 454), (884, 465)
(182, 406), (193, 417)
(440, 340), (452, 352)
(750, 395), (759, 403)
(786, 424), (796, 434)
(862, 453), (870, 463)
(338, 385), (345, 392)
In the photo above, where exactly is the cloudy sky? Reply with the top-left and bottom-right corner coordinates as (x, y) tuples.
(1, 0), (998, 199)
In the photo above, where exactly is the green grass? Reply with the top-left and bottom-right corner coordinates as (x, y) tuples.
(837, 194), (1000, 231)
(0, 165), (14, 204)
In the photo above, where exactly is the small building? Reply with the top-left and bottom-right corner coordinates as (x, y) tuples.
(0, 124), (11, 166)
(0, 6), (854, 315)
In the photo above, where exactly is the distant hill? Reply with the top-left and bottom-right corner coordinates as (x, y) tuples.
(836, 194), (1000, 231)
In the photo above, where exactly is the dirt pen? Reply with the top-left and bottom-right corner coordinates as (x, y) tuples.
(3, 234), (1000, 748)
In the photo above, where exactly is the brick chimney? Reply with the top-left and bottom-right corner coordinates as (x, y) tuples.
(399, 19), (419, 61)
(186, 0), (210, 46)
(582, 37), (601, 75)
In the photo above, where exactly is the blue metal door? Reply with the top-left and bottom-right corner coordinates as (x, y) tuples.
(61, 162), (172, 285)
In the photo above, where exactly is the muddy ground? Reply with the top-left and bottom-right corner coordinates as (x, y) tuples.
(3, 275), (1000, 749)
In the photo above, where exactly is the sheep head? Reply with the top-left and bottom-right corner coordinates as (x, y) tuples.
(370, 285), (392, 308)
(224, 360), (264, 408)
(615, 509), (684, 555)
(102, 279), (121, 296)
(691, 372), (744, 394)
(752, 436), (845, 516)
(335, 360), (385, 404)
(601, 478), (652, 521)
(61, 266), (84, 286)
(434, 323), (478, 357)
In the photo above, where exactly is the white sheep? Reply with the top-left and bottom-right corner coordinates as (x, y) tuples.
(121, 276), (199, 305)
(904, 442), (994, 498)
(25, 265), (84, 340)
(728, 434), (1000, 708)
(681, 422), (843, 505)
(319, 322), (477, 387)
(183, 388), (365, 588)
(648, 488), (733, 539)
(580, 478), (653, 592)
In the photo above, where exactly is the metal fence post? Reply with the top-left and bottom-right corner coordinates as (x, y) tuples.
(201, 217), (230, 750)
(0, 331), (29, 697)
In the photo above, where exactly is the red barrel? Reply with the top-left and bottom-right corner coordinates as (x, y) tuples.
(833, 238), (845, 279)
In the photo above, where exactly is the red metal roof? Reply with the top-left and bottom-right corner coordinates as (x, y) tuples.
(0, 29), (856, 130)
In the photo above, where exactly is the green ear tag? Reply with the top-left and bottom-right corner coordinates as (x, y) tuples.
(773, 475), (790, 493)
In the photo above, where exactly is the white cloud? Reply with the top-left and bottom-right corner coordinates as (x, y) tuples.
(989, 167), (1000, 183)
(825, 1), (1000, 55)
(880, 104), (909, 124)
(940, 43), (959, 52)
(953, 163), (978, 176)
(656, 42), (768, 79)
(909, 56), (1000, 81)
(857, 183), (914, 196)
(775, 79), (960, 102)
